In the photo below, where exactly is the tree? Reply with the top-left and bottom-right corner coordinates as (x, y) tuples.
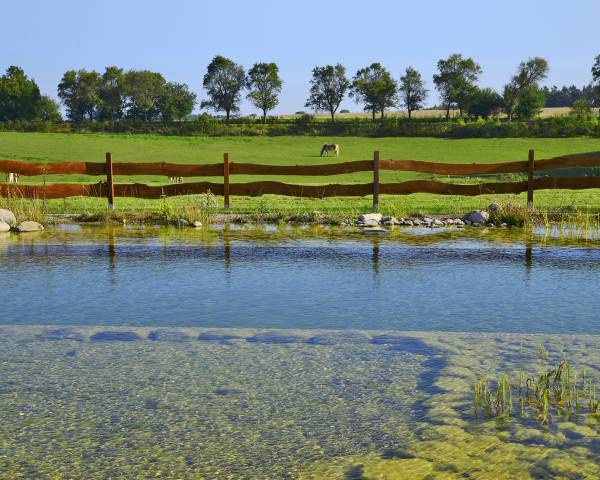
(305, 64), (350, 122)
(246, 62), (282, 123)
(123, 70), (165, 121)
(570, 99), (592, 118)
(0, 66), (42, 121)
(515, 85), (546, 119)
(466, 87), (503, 118)
(98, 66), (125, 121)
(592, 54), (600, 116)
(201, 55), (245, 122)
(433, 54), (481, 119)
(350, 63), (398, 121)
(38, 95), (62, 121)
(398, 67), (427, 119)
(502, 57), (549, 121)
(157, 82), (196, 121)
(57, 69), (101, 121)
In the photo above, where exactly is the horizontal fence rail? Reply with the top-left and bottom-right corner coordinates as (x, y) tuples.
(2, 150), (600, 209)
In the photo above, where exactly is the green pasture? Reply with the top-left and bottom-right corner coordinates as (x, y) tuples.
(2, 132), (600, 217)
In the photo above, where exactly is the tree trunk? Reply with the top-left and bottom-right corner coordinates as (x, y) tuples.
(262, 109), (267, 124)
(408, 108), (412, 120)
(445, 105), (450, 120)
(226, 109), (230, 124)
(380, 109), (384, 120)
(330, 110), (335, 122)
(371, 109), (376, 122)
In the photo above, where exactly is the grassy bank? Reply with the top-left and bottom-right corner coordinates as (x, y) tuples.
(2, 132), (600, 221)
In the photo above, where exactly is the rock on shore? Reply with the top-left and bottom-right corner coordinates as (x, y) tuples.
(0, 209), (16, 225)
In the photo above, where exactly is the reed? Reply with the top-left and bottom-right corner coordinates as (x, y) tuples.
(474, 358), (600, 424)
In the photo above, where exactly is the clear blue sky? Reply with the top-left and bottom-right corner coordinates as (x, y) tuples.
(2, 0), (599, 115)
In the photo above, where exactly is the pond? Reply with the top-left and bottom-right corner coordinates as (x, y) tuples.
(1, 225), (600, 478)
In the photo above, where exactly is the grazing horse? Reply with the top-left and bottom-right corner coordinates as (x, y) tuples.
(320, 144), (340, 157)
(169, 176), (183, 184)
(6, 173), (20, 184)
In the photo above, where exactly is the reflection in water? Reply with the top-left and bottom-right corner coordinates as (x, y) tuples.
(2, 224), (600, 332)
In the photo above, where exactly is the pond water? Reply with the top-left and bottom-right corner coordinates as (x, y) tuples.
(1, 224), (600, 333)
(1, 225), (600, 479)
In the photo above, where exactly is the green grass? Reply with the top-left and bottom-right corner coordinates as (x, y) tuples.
(2, 132), (600, 218)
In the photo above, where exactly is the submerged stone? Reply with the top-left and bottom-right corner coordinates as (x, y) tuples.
(89, 331), (141, 342)
(246, 332), (304, 344)
(148, 329), (190, 342)
(197, 332), (243, 341)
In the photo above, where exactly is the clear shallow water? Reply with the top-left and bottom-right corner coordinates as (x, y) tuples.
(3, 226), (600, 478)
(1, 224), (600, 333)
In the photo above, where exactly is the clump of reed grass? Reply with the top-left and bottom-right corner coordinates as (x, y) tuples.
(473, 355), (599, 424)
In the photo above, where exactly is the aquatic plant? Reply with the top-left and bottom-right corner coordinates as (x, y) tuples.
(474, 358), (600, 424)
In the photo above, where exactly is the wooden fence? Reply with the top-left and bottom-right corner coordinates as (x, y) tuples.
(2, 150), (600, 210)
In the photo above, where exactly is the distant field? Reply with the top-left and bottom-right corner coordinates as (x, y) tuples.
(279, 107), (598, 120)
(2, 132), (600, 216)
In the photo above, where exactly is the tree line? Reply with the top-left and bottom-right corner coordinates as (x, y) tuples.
(1, 54), (600, 124)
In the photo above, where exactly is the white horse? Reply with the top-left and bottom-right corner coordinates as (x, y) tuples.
(6, 173), (20, 184)
(320, 144), (340, 157)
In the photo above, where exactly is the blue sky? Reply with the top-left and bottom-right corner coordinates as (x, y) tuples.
(2, 0), (599, 115)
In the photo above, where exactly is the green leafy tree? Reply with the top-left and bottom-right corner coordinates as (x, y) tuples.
(98, 66), (125, 121)
(398, 67), (427, 119)
(123, 70), (166, 121)
(351, 63), (398, 121)
(157, 82), (196, 121)
(466, 87), (503, 118)
(246, 62), (282, 123)
(433, 54), (481, 119)
(305, 64), (350, 122)
(515, 85), (546, 119)
(570, 98), (592, 118)
(0, 66), (42, 121)
(38, 95), (62, 121)
(592, 54), (600, 116)
(502, 57), (549, 121)
(201, 55), (245, 122)
(58, 69), (101, 121)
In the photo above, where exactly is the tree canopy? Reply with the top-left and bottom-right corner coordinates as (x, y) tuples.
(200, 55), (245, 122)
(398, 67), (427, 119)
(502, 57), (549, 120)
(246, 62), (282, 123)
(0, 66), (42, 121)
(433, 54), (481, 118)
(305, 64), (350, 122)
(351, 63), (398, 121)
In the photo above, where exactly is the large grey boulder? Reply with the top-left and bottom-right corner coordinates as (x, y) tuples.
(356, 213), (383, 225)
(0, 209), (16, 225)
(463, 210), (489, 224)
(14, 221), (44, 232)
(0, 221), (10, 232)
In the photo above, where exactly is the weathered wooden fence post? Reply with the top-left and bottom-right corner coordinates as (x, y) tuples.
(373, 150), (380, 210)
(106, 152), (115, 210)
(223, 152), (230, 209)
(527, 149), (535, 208)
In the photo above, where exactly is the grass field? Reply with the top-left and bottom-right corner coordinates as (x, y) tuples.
(2, 132), (600, 220)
